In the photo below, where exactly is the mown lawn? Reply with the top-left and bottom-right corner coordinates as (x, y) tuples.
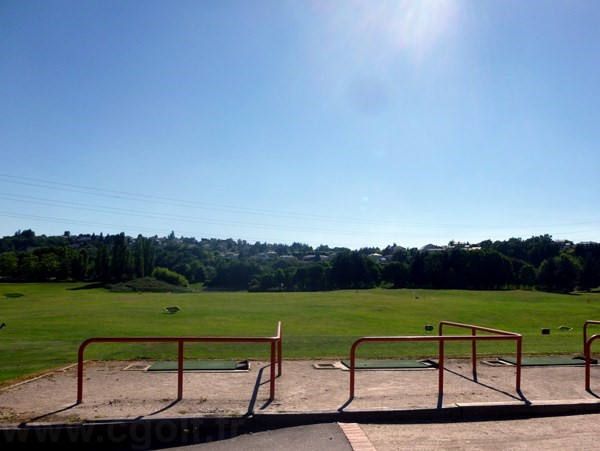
(1, 284), (599, 385)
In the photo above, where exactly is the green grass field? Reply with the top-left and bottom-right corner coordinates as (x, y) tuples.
(1, 283), (600, 385)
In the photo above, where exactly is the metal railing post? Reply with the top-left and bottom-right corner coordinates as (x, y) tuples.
(584, 321), (600, 353)
(471, 327), (477, 380)
(177, 339), (184, 400)
(516, 335), (522, 392)
(586, 338), (591, 391)
(582, 321), (600, 393)
(269, 340), (276, 400)
(586, 334), (600, 392)
(76, 322), (282, 404)
(439, 336), (445, 395)
(76, 340), (89, 404)
(349, 340), (359, 398)
(277, 321), (283, 377)
(348, 323), (521, 402)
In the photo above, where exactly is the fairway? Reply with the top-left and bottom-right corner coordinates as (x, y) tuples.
(1, 284), (600, 385)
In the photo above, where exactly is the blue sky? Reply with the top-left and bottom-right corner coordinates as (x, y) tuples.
(1, 0), (599, 249)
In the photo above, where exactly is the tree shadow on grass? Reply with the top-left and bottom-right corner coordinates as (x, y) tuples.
(67, 283), (108, 290)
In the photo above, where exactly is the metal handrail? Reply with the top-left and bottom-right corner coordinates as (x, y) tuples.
(583, 320), (600, 350)
(77, 321), (282, 403)
(439, 321), (522, 389)
(349, 322), (522, 399)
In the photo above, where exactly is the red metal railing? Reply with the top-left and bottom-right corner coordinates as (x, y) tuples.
(77, 321), (282, 403)
(439, 321), (522, 393)
(349, 322), (522, 399)
(584, 320), (600, 391)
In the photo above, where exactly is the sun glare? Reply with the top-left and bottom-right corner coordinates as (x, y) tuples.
(317, 0), (460, 69)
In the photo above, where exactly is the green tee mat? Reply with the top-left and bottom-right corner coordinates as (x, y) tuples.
(498, 356), (594, 366)
(341, 359), (437, 370)
(147, 360), (249, 371)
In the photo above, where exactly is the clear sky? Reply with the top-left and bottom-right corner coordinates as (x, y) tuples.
(1, 0), (599, 250)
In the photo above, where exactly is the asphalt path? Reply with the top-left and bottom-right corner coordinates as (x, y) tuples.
(160, 414), (600, 450)
(160, 423), (354, 450)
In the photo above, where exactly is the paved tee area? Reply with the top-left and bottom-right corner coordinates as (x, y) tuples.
(1, 358), (600, 449)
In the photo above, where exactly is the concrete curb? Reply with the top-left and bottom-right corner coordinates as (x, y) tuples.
(2, 399), (600, 448)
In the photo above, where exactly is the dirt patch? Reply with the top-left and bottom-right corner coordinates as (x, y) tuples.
(0, 359), (599, 424)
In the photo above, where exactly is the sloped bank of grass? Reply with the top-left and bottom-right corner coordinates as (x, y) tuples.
(0, 284), (599, 385)
(108, 277), (194, 293)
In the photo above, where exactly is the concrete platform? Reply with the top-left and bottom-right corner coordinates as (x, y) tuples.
(1, 358), (600, 448)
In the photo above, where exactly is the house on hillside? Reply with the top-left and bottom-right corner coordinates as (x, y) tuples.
(368, 253), (388, 264)
(419, 244), (444, 252)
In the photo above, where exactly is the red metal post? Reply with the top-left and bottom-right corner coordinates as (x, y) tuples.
(586, 334), (600, 391)
(586, 338), (591, 391)
(438, 336), (445, 395)
(348, 323), (521, 401)
(516, 335), (522, 391)
(471, 327), (477, 379)
(177, 339), (184, 400)
(269, 341), (276, 400)
(349, 340), (358, 398)
(76, 322), (283, 404)
(277, 321), (283, 377)
(76, 340), (90, 404)
(584, 321), (600, 351)
(582, 321), (600, 392)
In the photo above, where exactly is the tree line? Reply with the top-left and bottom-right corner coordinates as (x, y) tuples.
(0, 230), (599, 293)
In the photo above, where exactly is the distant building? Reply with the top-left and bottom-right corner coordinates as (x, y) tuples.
(368, 253), (388, 264)
(419, 244), (444, 252)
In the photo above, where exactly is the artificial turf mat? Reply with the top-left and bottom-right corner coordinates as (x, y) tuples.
(498, 356), (589, 366)
(341, 359), (436, 370)
(147, 360), (249, 371)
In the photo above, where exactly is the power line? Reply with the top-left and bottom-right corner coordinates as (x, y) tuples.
(1, 173), (599, 230)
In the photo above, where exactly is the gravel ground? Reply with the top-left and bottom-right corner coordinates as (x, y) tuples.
(2, 359), (600, 449)
(1, 358), (599, 424)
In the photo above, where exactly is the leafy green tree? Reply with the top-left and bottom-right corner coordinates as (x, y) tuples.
(482, 250), (514, 289)
(95, 242), (110, 281)
(0, 252), (18, 278)
(537, 254), (581, 293)
(254, 271), (276, 292)
(134, 235), (146, 278)
(143, 237), (156, 276)
(381, 262), (409, 288)
(132, 235), (156, 278)
(409, 252), (426, 287)
(579, 258), (600, 291)
(306, 263), (331, 291)
(72, 249), (89, 280)
(152, 267), (189, 287)
(208, 260), (260, 290)
(291, 266), (308, 291)
(518, 263), (537, 289)
(575, 243), (600, 291)
(331, 250), (379, 289)
(12, 229), (37, 251)
(111, 233), (133, 280)
(273, 268), (287, 290)
(526, 235), (561, 267)
(20, 253), (40, 280)
(390, 247), (411, 264)
(40, 253), (60, 279)
(490, 237), (527, 262)
(423, 252), (449, 288)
